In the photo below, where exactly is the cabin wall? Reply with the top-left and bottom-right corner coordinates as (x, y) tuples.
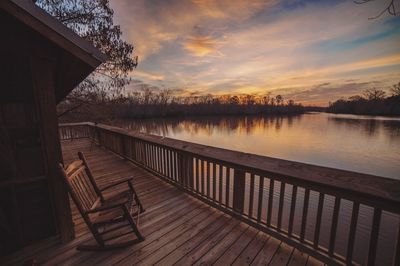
(0, 77), (57, 256)
(0, 10), (73, 256)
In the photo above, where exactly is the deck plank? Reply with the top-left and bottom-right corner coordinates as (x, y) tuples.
(0, 139), (322, 266)
(250, 237), (281, 265)
(232, 231), (271, 265)
(214, 226), (259, 265)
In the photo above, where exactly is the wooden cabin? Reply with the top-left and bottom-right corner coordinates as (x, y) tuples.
(0, 0), (106, 256)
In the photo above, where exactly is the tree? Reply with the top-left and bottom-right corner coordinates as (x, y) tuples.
(391, 82), (400, 96)
(262, 92), (271, 105)
(229, 96), (240, 105)
(363, 88), (386, 101)
(36, 0), (137, 115)
(275, 95), (283, 105)
(348, 95), (365, 102)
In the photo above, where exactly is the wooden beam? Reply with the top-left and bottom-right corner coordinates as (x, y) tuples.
(30, 54), (74, 242)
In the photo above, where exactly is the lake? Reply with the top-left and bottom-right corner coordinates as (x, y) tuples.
(109, 112), (400, 265)
(111, 112), (400, 180)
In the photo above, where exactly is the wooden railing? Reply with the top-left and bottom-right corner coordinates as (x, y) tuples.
(59, 122), (400, 266)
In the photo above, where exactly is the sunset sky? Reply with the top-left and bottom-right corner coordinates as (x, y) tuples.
(110, 0), (400, 106)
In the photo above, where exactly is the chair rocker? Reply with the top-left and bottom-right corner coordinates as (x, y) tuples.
(59, 151), (145, 251)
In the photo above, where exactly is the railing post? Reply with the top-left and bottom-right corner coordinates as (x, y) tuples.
(95, 125), (101, 146)
(180, 154), (194, 189)
(120, 134), (127, 159)
(177, 153), (184, 186)
(233, 169), (246, 213)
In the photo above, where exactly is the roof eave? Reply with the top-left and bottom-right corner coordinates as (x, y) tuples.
(1, 0), (108, 68)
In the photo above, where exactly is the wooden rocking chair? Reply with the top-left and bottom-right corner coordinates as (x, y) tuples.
(59, 152), (145, 251)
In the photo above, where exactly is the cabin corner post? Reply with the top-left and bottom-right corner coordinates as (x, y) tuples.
(30, 55), (75, 242)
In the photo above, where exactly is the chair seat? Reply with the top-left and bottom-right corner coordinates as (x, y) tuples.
(91, 190), (139, 226)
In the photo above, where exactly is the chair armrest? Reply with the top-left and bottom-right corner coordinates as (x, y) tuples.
(86, 198), (129, 214)
(100, 177), (134, 192)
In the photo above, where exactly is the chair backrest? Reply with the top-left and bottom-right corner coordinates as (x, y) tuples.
(59, 155), (102, 214)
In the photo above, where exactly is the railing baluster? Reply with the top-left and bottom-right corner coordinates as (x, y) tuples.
(267, 178), (275, 227)
(288, 185), (297, 236)
(213, 163), (217, 201)
(141, 142), (145, 165)
(174, 152), (178, 181)
(257, 176), (264, 223)
(169, 150), (173, 179)
(346, 202), (359, 264)
(219, 164), (223, 204)
(328, 197), (341, 256)
(367, 208), (382, 266)
(189, 156), (194, 189)
(144, 143), (149, 167)
(196, 158), (201, 193)
(163, 148), (167, 176)
(201, 160), (205, 195)
(249, 174), (255, 218)
(132, 139), (137, 162)
(177, 153), (182, 185)
(225, 167), (230, 207)
(207, 162), (211, 198)
(157, 146), (161, 173)
(147, 143), (151, 169)
(167, 149), (171, 178)
(300, 188), (310, 242)
(277, 182), (285, 231)
(152, 145), (156, 170)
(314, 193), (325, 249)
(159, 147), (163, 174)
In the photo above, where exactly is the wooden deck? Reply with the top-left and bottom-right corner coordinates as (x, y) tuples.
(1, 139), (324, 266)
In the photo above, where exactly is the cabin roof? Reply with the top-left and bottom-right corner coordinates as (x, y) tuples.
(0, 0), (108, 102)
(2, 0), (107, 66)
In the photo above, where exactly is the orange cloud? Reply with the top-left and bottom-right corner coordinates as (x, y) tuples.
(183, 35), (224, 57)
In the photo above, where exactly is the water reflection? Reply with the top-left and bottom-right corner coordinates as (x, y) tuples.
(110, 113), (400, 180)
(328, 116), (400, 139)
(113, 115), (301, 137)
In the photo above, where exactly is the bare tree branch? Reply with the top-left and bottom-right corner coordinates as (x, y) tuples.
(354, 0), (398, 19)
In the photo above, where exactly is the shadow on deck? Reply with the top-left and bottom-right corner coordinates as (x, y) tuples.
(2, 139), (323, 266)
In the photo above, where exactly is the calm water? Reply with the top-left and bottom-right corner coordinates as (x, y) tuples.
(110, 113), (400, 265)
(112, 112), (400, 180)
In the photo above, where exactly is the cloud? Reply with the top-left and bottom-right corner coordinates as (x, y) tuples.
(110, 0), (400, 105)
(111, 0), (275, 59)
(191, 0), (272, 20)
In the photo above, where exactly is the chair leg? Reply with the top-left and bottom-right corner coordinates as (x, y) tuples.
(128, 181), (145, 213)
(123, 206), (144, 241)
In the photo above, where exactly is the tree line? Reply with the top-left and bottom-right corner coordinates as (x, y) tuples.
(58, 88), (304, 122)
(326, 82), (400, 116)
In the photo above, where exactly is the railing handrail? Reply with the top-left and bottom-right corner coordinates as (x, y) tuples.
(59, 122), (400, 213)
